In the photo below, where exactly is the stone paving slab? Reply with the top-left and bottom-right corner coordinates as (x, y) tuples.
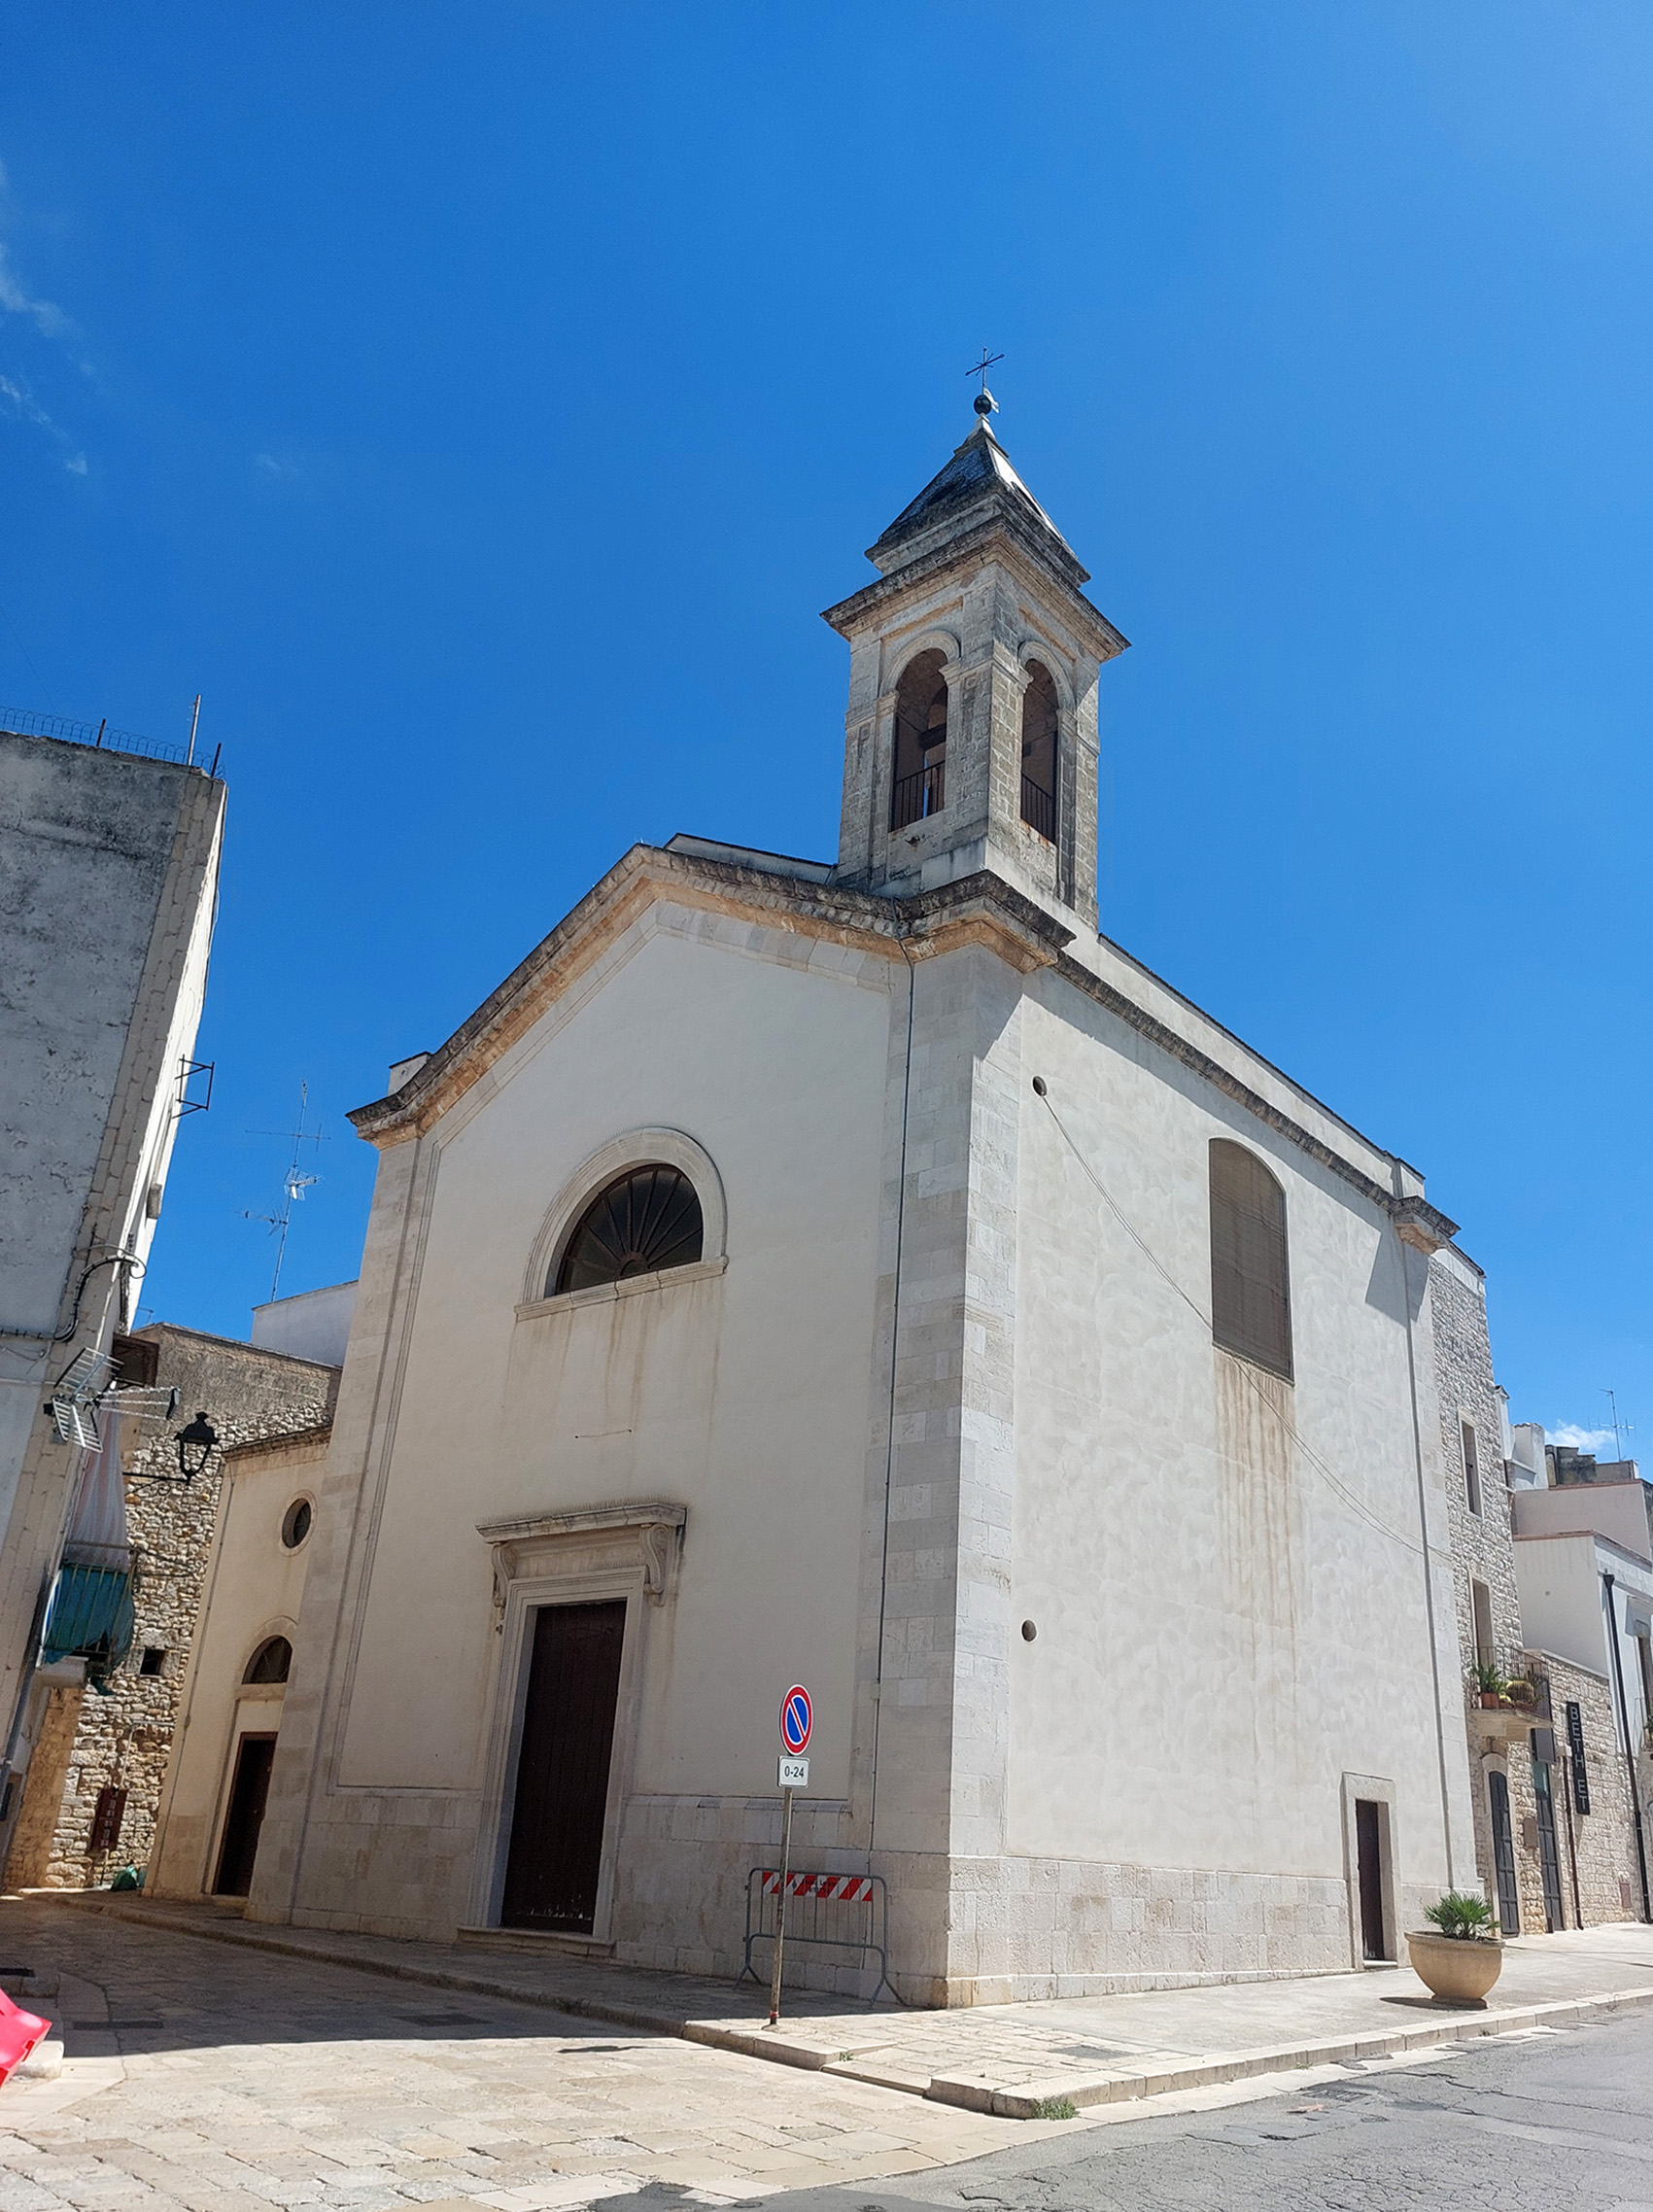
(0, 1897), (1077, 2205)
(62, 1895), (1653, 2119)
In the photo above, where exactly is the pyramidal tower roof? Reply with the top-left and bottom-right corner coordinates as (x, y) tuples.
(866, 415), (1088, 586)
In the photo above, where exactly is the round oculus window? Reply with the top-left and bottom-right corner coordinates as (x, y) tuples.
(281, 1498), (313, 1550)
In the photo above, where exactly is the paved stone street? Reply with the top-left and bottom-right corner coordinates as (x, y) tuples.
(7, 1897), (1653, 2211)
(73, 1895), (1653, 2119)
(0, 1898), (1069, 2207)
(770, 2009), (1653, 2211)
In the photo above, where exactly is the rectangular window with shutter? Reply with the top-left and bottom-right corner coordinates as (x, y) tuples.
(1462, 1420), (1482, 1515)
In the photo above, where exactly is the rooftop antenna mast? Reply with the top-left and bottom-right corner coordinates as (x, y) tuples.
(1602, 1388), (1635, 1464)
(243, 1082), (326, 1303)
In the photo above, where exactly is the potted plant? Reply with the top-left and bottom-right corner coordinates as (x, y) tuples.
(1406, 1891), (1503, 2006)
(1470, 1660), (1507, 1710)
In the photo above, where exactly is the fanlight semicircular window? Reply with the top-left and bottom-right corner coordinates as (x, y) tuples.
(245, 1635), (293, 1684)
(554, 1164), (705, 1295)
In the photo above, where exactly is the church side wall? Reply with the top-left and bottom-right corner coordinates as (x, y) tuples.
(251, 909), (895, 1970)
(983, 975), (1474, 1996)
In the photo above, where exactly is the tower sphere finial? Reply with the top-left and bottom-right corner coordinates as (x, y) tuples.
(974, 387), (997, 423)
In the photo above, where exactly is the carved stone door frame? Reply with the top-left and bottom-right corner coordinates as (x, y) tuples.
(467, 1500), (685, 1939)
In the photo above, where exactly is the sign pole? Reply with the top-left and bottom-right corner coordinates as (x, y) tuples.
(768, 1683), (812, 2027)
(768, 1782), (796, 2025)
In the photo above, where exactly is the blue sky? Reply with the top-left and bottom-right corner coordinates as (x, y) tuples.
(1, 4), (1647, 1450)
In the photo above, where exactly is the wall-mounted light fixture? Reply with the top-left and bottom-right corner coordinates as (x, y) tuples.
(174, 1410), (219, 1480)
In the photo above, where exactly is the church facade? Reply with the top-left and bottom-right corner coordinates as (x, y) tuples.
(209, 407), (1481, 2004)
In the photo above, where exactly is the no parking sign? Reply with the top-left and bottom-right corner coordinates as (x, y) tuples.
(780, 1684), (812, 1756)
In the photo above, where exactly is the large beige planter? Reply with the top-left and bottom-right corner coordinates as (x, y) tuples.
(1405, 1931), (1503, 2007)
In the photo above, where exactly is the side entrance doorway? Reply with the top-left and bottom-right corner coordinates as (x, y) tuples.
(214, 1733), (276, 1896)
(501, 1599), (626, 1934)
(1488, 1768), (1521, 1936)
(1532, 1757), (1565, 1930)
(1354, 1798), (1391, 1961)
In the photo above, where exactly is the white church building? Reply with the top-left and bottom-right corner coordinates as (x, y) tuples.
(184, 402), (1482, 2004)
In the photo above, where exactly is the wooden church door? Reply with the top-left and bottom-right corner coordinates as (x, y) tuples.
(501, 1601), (626, 1933)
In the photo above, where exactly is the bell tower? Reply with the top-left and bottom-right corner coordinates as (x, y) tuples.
(823, 393), (1127, 928)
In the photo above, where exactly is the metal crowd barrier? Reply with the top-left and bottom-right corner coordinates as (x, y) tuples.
(740, 1867), (899, 2005)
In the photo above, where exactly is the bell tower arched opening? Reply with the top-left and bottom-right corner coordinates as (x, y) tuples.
(1019, 659), (1059, 842)
(825, 404), (1127, 924)
(890, 649), (948, 830)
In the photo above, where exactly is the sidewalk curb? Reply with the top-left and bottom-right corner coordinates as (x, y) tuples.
(915, 1983), (1653, 2117)
(73, 1895), (1653, 2121)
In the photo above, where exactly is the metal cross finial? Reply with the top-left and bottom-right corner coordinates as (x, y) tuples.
(967, 347), (1004, 427)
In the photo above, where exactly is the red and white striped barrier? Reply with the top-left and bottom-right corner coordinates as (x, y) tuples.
(759, 1871), (874, 1904)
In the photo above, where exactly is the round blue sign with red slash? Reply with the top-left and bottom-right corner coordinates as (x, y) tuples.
(780, 1684), (812, 1755)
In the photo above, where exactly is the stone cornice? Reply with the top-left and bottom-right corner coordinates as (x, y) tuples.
(221, 1421), (332, 1466)
(345, 842), (1455, 1244)
(476, 1500), (687, 1545)
(1050, 947), (1460, 1241)
(347, 850), (1069, 1144)
(821, 516), (1129, 665)
(477, 1499), (688, 1611)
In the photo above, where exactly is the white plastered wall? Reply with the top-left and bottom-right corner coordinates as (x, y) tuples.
(1000, 979), (1467, 1977)
(262, 902), (894, 1948)
(149, 1441), (317, 1897)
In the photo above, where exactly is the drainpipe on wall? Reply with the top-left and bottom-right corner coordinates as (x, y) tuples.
(866, 933), (916, 1860)
(1396, 1235), (1458, 1888)
(1601, 1572), (1652, 1922)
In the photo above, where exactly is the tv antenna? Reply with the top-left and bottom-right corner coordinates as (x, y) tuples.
(243, 1081), (327, 1302)
(1602, 1387), (1636, 1464)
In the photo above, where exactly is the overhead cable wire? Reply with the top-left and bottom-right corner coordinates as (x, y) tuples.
(1037, 1089), (1428, 1562)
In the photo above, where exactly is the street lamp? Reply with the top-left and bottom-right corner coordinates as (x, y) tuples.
(175, 1411), (219, 1480)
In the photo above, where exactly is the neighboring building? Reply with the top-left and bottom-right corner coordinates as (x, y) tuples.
(1511, 1453), (1653, 1926)
(1, 1323), (338, 1888)
(0, 717), (225, 1817)
(162, 402), (1503, 2005)
(251, 1282), (358, 1368)
(1429, 1251), (1648, 1936)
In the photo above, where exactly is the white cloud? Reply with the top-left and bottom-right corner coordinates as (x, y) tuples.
(1546, 1423), (1618, 1454)
(0, 371), (52, 429)
(1, 370), (86, 477)
(0, 160), (87, 472)
(0, 243), (68, 337)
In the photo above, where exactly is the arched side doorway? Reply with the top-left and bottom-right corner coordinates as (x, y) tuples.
(212, 1635), (292, 1898)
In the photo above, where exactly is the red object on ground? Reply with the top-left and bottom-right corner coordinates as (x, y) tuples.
(0, 1988), (50, 2085)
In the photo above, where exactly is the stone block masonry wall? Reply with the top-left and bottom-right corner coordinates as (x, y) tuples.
(6, 1325), (336, 1890)
(1427, 1250), (1547, 1918)
(1542, 1652), (1641, 1927)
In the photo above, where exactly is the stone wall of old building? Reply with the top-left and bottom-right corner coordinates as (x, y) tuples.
(1429, 1249), (1640, 1932)
(1428, 1248), (1549, 1920)
(1541, 1652), (1642, 1926)
(5, 1323), (336, 1889)
(4, 1684), (84, 1888)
